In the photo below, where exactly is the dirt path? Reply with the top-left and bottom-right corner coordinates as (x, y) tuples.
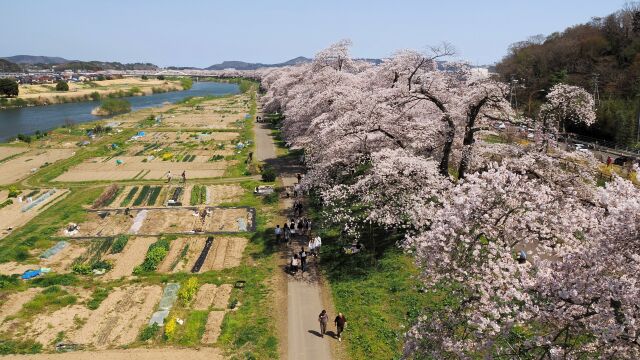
(2, 348), (223, 360)
(254, 115), (333, 359)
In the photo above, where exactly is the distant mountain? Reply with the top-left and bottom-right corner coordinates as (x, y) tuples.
(53, 61), (158, 72)
(206, 56), (312, 70)
(1, 55), (70, 65)
(0, 59), (21, 72)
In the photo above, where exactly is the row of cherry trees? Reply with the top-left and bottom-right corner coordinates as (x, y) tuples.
(259, 41), (640, 359)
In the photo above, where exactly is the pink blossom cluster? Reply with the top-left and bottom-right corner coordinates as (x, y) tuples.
(259, 41), (637, 358)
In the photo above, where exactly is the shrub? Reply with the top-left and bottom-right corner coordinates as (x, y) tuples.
(178, 277), (199, 305)
(55, 81), (69, 92)
(180, 77), (193, 90)
(96, 98), (131, 115)
(261, 166), (276, 182)
(140, 323), (159, 341)
(157, 75), (166, 80)
(141, 75), (149, 80)
(7, 186), (21, 198)
(0, 274), (20, 289)
(16, 133), (31, 143)
(0, 78), (19, 97)
(135, 238), (170, 273)
(129, 86), (142, 94)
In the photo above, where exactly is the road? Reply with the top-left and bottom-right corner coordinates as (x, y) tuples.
(253, 116), (333, 360)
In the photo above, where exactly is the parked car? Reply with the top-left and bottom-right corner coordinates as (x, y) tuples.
(613, 156), (631, 166)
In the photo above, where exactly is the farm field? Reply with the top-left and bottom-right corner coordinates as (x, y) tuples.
(0, 83), (280, 359)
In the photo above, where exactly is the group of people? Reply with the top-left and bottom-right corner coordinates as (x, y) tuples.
(164, 170), (187, 183)
(318, 310), (347, 341)
(275, 217), (313, 245)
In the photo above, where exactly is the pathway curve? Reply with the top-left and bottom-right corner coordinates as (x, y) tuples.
(253, 116), (332, 360)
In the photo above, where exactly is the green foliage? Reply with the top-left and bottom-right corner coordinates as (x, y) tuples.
(16, 133), (32, 143)
(190, 185), (206, 205)
(147, 186), (162, 205)
(19, 286), (76, 318)
(180, 77), (193, 90)
(209, 154), (224, 162)
(134, 238), (170, 273)
(120, 186), (138, 207)
(164, 316), (176, 340)
(97, 98), (131, 115)
(7, 186), (21, 198)
(178, 277), (199, 305)
(0, 199), (13, 209)
(111, 235), (129, 253)
(0, 338), (42, 355)
(140, 323), (160, 341)
(0, 78), (19, 97)
(157, 75), (166, 80)
(141, 75), (149, 80)
(71, 263), (92, 275)
(132, 185), (151, 206)
(261, 192), (278, 205)
(260, 166), (276, 182)
(29, 274), (78, 287)
(55, 81), (69, 92)
(0, 274), (20, 289)
(86, 287), (109, 310)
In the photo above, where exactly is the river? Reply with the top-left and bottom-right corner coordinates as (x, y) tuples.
(0, 81), (240, 142)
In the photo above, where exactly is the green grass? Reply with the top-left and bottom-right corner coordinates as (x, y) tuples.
(16, 286), (76, 319)
(147, 186), (162, 205)
(174, 310), (208, 346)
(0, 187), (101, 262)
(86, 287), (110, 310)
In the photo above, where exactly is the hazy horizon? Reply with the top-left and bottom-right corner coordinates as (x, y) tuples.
(1, 0), (625, 67)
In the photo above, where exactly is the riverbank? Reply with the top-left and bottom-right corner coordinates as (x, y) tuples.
(0, 78), (186, 110)
(0, 81), (240, 142)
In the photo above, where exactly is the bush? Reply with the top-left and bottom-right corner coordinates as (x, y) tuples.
(178, 277), (199, 305)
(261, 166), (277, 182)
(0, 78), (19, 97)
(96, 98), (131, 115)
(55, 81), (69, 91)
(7, 186), (21, 198)
(111, 235), (128, 253)
(140, 323), (159, 341)
(157, 75), (166, 80)
(16, 133), (31, 143)
(180, 77), (193, 90)
(0, 274), (20, 289)
(141, 75), (149, 80)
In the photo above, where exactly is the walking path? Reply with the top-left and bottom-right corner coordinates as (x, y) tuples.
(253, 117), (332, 360)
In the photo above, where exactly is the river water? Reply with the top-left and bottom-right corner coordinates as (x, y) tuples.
(0, 81), (240, 142)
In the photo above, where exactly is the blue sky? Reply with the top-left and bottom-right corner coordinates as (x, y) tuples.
(0, 0), (624, 67)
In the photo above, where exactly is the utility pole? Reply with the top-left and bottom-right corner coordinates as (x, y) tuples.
(592, 73), (600, 109)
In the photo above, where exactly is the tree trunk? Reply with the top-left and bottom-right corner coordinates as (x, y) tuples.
(457, 99), (487, 179)
(439, 114), (455, 176)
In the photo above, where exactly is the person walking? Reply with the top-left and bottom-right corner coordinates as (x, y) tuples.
(165, 170), (172, 183)
(181, 170), (186, 183)
(284, 223), (291, 245)
(313, 235), (322, 258)
(607, 156), (612, 167)
(299, 247), (308, 272)
(297, 173), (302, 184)
(318, 310), (329, 337)
(275, 224), (282, 242)
(335, 312), (347, 341)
